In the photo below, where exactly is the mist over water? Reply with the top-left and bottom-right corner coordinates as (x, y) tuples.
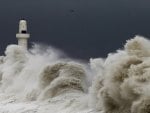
(0, 36), (150, 113)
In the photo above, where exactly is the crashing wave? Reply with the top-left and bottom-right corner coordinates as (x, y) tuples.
(0, 36), (150, 113)
(89, 36), (150, 113)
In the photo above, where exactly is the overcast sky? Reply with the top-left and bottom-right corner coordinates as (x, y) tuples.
(0, 0), (150, 59)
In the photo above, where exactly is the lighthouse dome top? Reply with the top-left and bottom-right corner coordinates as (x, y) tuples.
(20, 20), (27, 23)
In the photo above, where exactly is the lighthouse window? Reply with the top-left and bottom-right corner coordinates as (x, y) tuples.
(21, 30), (27, 34)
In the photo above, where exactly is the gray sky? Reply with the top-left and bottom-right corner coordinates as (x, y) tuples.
(0, 0), (150, 59)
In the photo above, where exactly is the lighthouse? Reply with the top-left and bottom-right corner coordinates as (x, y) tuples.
(16, 19), (30, 50)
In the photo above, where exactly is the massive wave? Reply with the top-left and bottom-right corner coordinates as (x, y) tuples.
(90, 36), (150, 113)
(0, 36), (150, 113)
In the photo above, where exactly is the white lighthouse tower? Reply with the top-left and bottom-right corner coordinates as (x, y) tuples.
(16, 19), (30, 50)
